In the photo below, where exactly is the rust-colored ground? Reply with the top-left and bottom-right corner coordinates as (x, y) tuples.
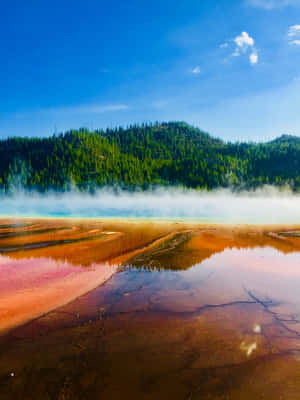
(0, 219), (300, 399)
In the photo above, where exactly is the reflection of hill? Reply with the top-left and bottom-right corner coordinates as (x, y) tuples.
(0, 220), (300, 271)
(124, 228), (300, 272)
(0, 220), (176, 267)
(124, 232), (217, 271)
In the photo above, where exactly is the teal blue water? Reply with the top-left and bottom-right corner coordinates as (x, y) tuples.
(0, 190), (299, 223)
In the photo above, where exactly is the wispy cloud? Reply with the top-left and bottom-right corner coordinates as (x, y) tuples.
(288, 24), (300, 36)
(18, 104), (129, 118)
(220, 42), (229, 49)
(191, 66), (201, 74)
(246, 0), (300, 9)
(151, 100), (169, 109)
(14, 103), (130, 123)
(76, 104), (129, 114)
(288, 25), (300, 45)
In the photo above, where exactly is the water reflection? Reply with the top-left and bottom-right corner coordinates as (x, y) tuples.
(1, 220), (300, 399)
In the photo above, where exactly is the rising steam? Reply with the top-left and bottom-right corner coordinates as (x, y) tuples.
(1, 186), (300, 223)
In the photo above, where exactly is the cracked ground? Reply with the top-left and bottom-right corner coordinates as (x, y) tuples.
(0, 220), (300, 399)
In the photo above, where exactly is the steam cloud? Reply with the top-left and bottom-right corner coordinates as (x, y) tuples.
(1, 186), (300, 223)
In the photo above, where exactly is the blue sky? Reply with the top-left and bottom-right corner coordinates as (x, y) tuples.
(1, 0), (300, 141)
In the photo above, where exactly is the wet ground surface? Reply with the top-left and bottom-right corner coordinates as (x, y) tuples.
(0, 219), (300, 399)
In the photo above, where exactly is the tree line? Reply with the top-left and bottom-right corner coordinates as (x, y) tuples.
(0, 121), (299, 192)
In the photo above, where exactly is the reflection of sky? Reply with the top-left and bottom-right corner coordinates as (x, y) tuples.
(124, 245), (300, 324)
(2, 244), (300, 339)
(182, 247), (300, 307)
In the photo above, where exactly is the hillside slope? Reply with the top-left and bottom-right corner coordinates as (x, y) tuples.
(0, 122), (299, 192)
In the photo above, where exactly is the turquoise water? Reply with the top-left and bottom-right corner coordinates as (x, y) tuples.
(0, 189), (299, 223)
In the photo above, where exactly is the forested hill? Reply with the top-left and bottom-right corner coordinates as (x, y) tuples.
(0, 121), (300, 192)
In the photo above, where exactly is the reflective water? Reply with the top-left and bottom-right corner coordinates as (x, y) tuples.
(0, 220), (300, 399)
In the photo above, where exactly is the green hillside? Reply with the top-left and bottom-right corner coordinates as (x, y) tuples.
(0, 122), (299, 192)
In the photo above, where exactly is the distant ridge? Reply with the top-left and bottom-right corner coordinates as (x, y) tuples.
(268, 134), (300, 144)
(0, 122), (299, 192)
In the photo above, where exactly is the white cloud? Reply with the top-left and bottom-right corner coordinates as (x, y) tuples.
(230, 32), (258, 64)
(234, 32), (255, 49)
(246, 0), (300, 9)
(288, 25), (300, 36)
(288, 25), (300, 45)
(191, 66), (201, 74)
(250, 51), (259, 64)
